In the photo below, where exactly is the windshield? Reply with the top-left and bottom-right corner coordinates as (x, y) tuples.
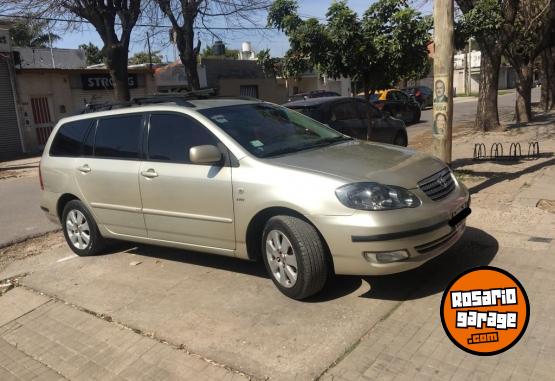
(199, 103), (350, 158)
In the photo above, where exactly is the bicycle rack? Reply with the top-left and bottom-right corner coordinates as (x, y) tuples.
(473, 141), (540, 161)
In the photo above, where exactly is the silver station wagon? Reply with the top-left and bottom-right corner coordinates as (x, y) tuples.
(40, 96), (471, 299)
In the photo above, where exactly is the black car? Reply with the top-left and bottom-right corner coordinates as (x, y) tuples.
(403, 86), (433, 109)
(371, 90), (421, 124)
(287, 90), (341, 102)
(283, 96), (408, 146)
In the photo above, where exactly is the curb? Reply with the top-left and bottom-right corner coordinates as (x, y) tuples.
(0, 228), (62, 251)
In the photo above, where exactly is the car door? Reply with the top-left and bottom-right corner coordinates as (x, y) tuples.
(139, 112), (235, 251)
(355, 99), (394, 143)
(74, 114), (147, 237)
(328, 100), (365, 137)
(395, 91), (413, 122)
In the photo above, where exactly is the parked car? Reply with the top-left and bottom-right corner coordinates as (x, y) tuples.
(370, 89), (421, 124)
(283, 96), (408, 146)
(288, 90), (340, 102)
(40, 95), (470, 300)
(403, 86), (433, 109)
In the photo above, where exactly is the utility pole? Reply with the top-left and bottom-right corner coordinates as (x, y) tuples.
(432, 0), (454, 164)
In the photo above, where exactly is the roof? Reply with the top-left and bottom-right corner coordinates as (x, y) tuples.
(283, 96), (351, 107)
(75, 97), (263, 118)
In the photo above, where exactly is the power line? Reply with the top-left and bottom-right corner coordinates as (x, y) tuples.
(0, 14), (278, 30)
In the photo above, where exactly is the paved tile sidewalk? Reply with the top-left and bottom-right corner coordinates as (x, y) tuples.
(0, 288), (248, 381)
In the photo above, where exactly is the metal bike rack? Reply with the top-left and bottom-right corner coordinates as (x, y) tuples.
(473, 141), (540, 161)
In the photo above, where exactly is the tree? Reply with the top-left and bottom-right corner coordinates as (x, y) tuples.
(456, 0), (519, 131)
(79, 42), (104, 65)
(9, 15), (60, 47)
(154, 0), (271, 90)
(539, 45), (554, 111)
(268, 0), (431, 138)
(129, 51), (164, 64)
(256, 48), (284, 78)
(503, 0), (555, 122)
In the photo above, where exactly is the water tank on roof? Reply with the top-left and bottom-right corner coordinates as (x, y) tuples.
(213, 41), (225, 56)
(242, 41), (252, 53)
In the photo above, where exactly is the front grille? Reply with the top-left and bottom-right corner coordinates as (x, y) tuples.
(418, 167), (455, 201)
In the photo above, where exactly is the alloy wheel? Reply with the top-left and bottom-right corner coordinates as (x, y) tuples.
(265, 230), (298, 288)
(65, 209), (91, 250)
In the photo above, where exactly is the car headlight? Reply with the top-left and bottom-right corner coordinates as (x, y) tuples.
(335, 182), (421, 211)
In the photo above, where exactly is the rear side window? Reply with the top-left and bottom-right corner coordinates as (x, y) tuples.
(148, 114), (219, 163)
(49, 120), (91, 157)
(94, 115), (143, 159)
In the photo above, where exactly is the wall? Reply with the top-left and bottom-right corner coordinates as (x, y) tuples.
(217, 78), (288, 104)
(15, 69), (156, 154)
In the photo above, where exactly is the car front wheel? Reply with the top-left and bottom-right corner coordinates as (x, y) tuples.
(262, 216), (328, 300)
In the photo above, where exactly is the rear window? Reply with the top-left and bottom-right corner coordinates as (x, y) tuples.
(49, 119), (91, 157)
(94, 115), (143, 159)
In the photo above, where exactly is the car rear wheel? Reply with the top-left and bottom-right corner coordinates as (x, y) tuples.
(62, 200), (105, 256)
(262, 216), (328, 300)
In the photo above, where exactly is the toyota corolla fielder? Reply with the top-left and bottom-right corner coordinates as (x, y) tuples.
(40, 97), (471, 300)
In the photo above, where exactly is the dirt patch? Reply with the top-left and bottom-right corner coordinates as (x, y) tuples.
(0, 232), (65, 273)
(0, 167), (38, 181)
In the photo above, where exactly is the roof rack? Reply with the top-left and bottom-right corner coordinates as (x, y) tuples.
(79, 88), (261, 114)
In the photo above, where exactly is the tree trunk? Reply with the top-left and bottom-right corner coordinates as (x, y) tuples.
(363, 78), (372, 141)
(514, 62), (533, 123)
(540, 47), (554, 111)
(104, 44), (131, 102)
(176, 21), (201, 90)
(475, 47), (501, 131)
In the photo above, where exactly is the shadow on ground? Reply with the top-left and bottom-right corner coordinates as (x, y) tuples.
(358, 227), (498, 301)
(108, 226), (496, 304)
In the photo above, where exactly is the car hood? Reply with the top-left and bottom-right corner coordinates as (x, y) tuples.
(267, 140), (446, 189)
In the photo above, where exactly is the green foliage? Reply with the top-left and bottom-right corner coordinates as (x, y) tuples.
(455, 0), (504, 48)
(202, 45), (241, 59)
(256, 49), (282, 78)
(79, 43), (104, 65)
(9, 15), (60, 48)
(267, 0), (432, 92)
(129, 51), (164, 65)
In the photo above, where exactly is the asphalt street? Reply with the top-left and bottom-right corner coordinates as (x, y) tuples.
(407, 88), (541, 140)
(0, 176), (59, 248)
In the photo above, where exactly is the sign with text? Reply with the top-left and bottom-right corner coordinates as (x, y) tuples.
(81, 73), (138, 90)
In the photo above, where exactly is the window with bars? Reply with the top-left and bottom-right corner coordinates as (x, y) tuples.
(31, 97), (52, 125)
(239, 85), (259, 99)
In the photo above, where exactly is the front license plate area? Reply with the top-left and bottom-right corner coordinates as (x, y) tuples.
(449, 204), (471, 227)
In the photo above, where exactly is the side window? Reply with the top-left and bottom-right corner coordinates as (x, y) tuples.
(331, 102), (358, 121)
(49, 119), (91, 157)
(148, 114), (219, 164)
(94, 115), (143, 159)
(387, 91), (397, 101)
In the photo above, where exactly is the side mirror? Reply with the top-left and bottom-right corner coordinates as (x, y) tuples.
(189, 145), (222, 164)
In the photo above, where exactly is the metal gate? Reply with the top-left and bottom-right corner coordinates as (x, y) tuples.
(0, 59), (23, 160)
(30, 96), (54, 147)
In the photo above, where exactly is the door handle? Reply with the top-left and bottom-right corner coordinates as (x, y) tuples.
(78, 164), (91, 173)
(141, 169), (159, 178)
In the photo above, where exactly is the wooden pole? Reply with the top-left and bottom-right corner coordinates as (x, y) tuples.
(432, 0), (454, 164)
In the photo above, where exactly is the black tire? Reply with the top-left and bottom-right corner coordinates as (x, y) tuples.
(412, 109), (421, 123)
(62, 200), (105, 256)
(261, 215), (328, 300)
(394, 131), (408, 147)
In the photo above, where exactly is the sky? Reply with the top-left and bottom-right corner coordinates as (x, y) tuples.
(55, 0), (432, 61)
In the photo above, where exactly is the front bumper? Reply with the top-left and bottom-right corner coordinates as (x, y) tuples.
(312, 183), (470, 276)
